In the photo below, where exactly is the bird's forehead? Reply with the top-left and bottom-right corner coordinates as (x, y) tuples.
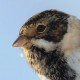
(19, 26), (26, 35)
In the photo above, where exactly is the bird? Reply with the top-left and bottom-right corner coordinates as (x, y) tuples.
(13, 10), (80, 80)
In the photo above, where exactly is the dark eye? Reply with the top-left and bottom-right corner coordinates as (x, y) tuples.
(37, 25), (46, 33)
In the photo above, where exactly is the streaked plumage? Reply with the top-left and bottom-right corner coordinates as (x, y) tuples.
(13, 10), (80, 80)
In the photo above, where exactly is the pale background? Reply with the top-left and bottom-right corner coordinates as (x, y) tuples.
(0, 0), (80, 80)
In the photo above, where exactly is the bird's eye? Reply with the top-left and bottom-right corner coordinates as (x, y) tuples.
(37, 25), (46, 33)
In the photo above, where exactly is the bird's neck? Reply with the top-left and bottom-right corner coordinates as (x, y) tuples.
(22, 45), (76, 80)
(61, 16), (80, 80)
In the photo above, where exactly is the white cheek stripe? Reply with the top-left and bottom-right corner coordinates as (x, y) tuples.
(38, 74), (50, 80)
(31, 39), (57, 52)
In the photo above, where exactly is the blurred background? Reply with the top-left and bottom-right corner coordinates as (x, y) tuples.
(0, 0), (80, 80)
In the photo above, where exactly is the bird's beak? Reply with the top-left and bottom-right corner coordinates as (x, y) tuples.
(12, 36), (28, 47)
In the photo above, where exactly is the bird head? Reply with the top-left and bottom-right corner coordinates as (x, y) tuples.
(13, 10), (69, 52)
(13, 10), (80, 80)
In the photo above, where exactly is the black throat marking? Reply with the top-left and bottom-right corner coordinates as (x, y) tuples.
(29, 45), (76, 80)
